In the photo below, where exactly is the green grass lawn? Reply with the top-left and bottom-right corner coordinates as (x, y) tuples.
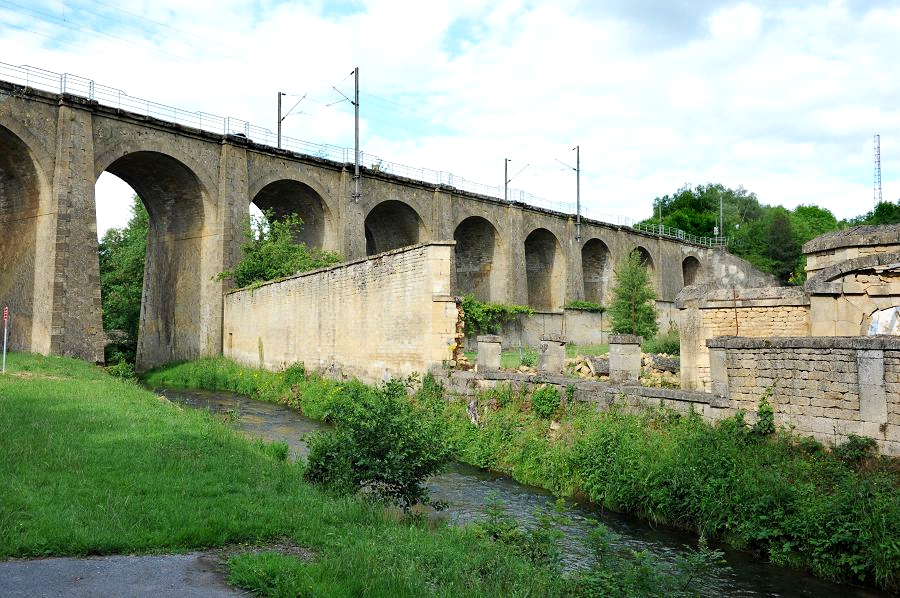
(465, 343), (609, 369)
(0, 352), (565, 597)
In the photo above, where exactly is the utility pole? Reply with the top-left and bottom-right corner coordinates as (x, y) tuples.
(353, 67), (360, 203)
(277, 92), (284, 149)
(504, 158), (509, 201)
(576, 146), (581, 242)
(875, 134), (882, 207)
(719, 194), (724, 242)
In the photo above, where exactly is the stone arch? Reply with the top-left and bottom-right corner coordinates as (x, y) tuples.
(364, 200), (427, 255)
(99, 150), (211, 370)
(633, 245), (654, 272)
(251, 179), (334, 251)
(525, 228), (565, 309)
(94, 139), (217, 207)
(454, 216), (502, 301)
(582, 238), (611, 304)
(682, 255), (702, 287)
(0, 124), (50, 352)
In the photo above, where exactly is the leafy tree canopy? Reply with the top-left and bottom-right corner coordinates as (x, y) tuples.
(846, 200), (900, 226)
(99, 195), (148, 364)
(219, 211), (343, 288)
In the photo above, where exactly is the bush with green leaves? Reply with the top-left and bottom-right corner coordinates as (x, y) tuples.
(565, 300), (605, 313)
(609, 250), (658, 338)
(531, 385), (561, 420)
(219, 211), (343, 288)
(641, 325), (680, 355)
(520, 348), (538, 368)
(751, 395), (775, 436)
(461, 294), (534, 337)
(304, 378), (453, 511)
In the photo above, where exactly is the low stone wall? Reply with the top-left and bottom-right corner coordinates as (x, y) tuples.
(678, 286), (810, 391)
(429, 368), (733, 422)
(223, 242), (459, 385)
(707, 336), (899, 455)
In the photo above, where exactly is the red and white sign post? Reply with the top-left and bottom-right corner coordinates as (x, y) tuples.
(2, 306), (8, 374)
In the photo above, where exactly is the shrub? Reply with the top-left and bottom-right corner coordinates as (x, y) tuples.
(461, 294), (533, 337)
(642, 326), (680, 355)
(520, 348), (538, 368)
(304, 379), (453, 511)
(833, 434), (878, 464)
(565, 300), (605, 313)
(751, 395), (775, 436)
(219, 211), (343, 288)
(281, 362), (306, 386)
(531, 386), (560, 420)
(105, 360), (136, 381)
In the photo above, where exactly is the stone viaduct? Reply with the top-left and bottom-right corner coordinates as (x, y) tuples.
(0, 80), (768, 370)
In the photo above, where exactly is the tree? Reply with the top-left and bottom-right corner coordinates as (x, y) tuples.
(609, 250), (658, 338)
(98, 196), (148, 364)
(642, 183), (762, 238)
(219, 211), (343, 288)
(767, 208), (800, 285)
(846, 200), (900, 226)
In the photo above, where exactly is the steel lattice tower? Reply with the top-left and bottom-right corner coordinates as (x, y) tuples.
(875, 134), (882, 206)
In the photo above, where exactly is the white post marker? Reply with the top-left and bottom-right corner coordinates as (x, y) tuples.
(2, 306), (8, 374)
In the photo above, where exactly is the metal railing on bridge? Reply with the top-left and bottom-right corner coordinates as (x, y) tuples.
(0, 61), (726, 248)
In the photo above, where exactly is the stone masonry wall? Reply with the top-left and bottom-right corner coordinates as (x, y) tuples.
(223, 242), (459, 385)
(708, 337), (899, 455)
(677, 287), (810, 391)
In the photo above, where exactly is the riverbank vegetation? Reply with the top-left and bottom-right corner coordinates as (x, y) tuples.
(3, 352), (741, 597)
(146, 357), (900, 593)
(0, 353), (568, 596)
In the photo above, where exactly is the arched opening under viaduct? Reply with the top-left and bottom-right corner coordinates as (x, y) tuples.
(454, 216), (501, 301)
(0, 125), (44, 351)
(582, 238), (611, 305)
(632, 245), (656, 290)
(251, 180), (331, 250)
(365, 200), (424, 256)
(682, 256), (702, 287)
(101, 150), (209, 371)
(525, 228), (564, 309)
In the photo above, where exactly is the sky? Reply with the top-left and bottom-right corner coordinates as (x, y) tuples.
(1, 0), (898, 238)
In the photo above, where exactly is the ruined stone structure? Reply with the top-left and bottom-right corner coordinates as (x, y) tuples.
(1, 79), (763, 371)
(224, 243), (459, 384)
(679, 225), (900, 391)
(674, 226), (900, 454)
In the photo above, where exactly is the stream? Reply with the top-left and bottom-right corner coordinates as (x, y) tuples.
(159, 388), (887, 598)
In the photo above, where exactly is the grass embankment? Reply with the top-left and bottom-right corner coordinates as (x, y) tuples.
(146, 357), (900, 593)
(0, 353), (567, 596)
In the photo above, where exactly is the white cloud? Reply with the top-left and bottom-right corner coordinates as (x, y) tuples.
(2, 0), (899, 239)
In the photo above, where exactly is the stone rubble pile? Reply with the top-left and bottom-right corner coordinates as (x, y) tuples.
(560, 353), (680, 388)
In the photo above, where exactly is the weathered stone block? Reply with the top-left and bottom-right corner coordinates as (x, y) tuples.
(610, 336), (642, 384)
(476, 335), (502, 372)
(538, 335), (567, 375)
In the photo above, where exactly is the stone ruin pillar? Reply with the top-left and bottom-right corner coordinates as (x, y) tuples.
(538, 334), (567, 374)
(476, 335), (502, 372)
(609, 334), (642, 384)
